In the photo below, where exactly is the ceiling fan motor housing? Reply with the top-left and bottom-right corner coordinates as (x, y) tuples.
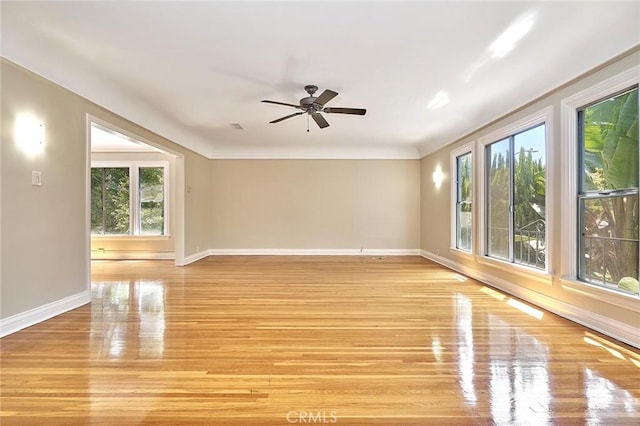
(300, 96), (321, 112)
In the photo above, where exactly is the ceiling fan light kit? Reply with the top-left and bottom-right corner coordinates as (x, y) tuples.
(262, 85), (366, 131)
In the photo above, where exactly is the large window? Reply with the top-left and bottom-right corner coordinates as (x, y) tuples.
(578, 86), (638, 295)
(454, 150), (473, 251)
(485, 124), (547, 270)
(91, 162), (168, 236)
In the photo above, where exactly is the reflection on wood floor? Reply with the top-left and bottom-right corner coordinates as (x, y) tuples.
(1, 256), (639, 425)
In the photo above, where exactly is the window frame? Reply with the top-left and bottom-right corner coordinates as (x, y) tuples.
(91, 160), (170, 237)
(450, 143), (474, 255)
(485, 136), (514, 262)
(577, 190), (638, 288)
(559, 65), (639, 305)
(573, 83), (639, 295)
(477, 106), (553, 276)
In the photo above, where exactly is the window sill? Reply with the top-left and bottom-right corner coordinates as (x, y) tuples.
(449, 248), (475, 261)
(91, 235), (171, 241)
(560, 278), (640, 312)
(477, 255), (552, 286)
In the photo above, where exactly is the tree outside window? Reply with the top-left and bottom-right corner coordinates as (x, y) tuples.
(456, 152), (473, 251)
(139, 167), (165, 235)
(91, 167), (130, 235)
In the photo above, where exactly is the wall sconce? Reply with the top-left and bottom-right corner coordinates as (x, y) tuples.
(15, 114), (45, 154)
(432, 165), (444, 189)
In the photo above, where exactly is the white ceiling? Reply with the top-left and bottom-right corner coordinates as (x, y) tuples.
(2, 1), (638, 159)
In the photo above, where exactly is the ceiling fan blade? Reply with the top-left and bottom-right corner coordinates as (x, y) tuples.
(323, 107), (367, 115)
(314, 89), (338, 106)
(270, 111), (304, 124)
(311, 112), (330, 129)
(262, 100), (300, 108)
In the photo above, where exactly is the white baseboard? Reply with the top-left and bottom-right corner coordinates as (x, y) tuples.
(208, 248), (421, 256)
(179, 248), (420, 266)
(0, 290), (91, 338)
(420, 250), (640, 349)
(420, 249), (460, 270)
(180, 249), (211, 265)
(91, 250), (174, 260)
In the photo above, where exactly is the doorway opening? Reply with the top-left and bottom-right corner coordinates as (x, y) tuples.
(86, 116), (185, 266)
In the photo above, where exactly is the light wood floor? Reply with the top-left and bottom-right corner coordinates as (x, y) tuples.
(1, 256), (639, 425)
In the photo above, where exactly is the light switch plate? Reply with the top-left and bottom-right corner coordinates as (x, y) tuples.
(32, 171), (42, 186)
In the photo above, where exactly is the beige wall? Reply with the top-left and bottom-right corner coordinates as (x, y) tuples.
(1, 59), (211, 321)
(420, 50), (640, 341)
(2, 59), (88, 319)
(185, 153), (211, 255)
(210, 160), (420, 250)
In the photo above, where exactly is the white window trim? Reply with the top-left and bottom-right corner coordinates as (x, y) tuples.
(560, 64), (639, 305)
(91, 160), (170, 237)
(477, 254), (553, 286)
(560, 278), (639, 311)
(450, 142), (475, 258)
(477, 105), (554, 275)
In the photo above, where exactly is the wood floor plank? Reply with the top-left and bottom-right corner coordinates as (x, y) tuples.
(1, 256), (639, 424)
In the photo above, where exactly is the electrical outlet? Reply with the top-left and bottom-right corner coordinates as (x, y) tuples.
(436, 248), (440, 256)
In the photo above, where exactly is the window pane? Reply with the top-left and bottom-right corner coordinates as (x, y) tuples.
(487, 139), (510, 260)
(90, 168), (105, 234)
(580, 194), (639, 294)
(456, 153), (472, 251)
(139, 167), (164, 235)
(581, 88), (638, 192)
(514, 125), (546, 269)
(91, 168), (130, 235)
(458, 153), (472, 203)
(104, 168), (130, 234)
(457, 202), (472, 251)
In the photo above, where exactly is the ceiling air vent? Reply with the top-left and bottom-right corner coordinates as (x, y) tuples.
(230, 123), (244, 130)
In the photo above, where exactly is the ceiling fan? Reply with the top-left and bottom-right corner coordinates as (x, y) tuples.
(261, 85), (366, 130)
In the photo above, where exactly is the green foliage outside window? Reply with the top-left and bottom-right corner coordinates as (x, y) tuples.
(580, 87), (639, 294)
(456, 152), (472, 251)
(514, 132), (546, 267)
(91, 167), (130, 235)
(91, 165), (165, 236)
(487, 124), (546, 269)
(488, 140), (510, 260)
(139, 167), (165, 235)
